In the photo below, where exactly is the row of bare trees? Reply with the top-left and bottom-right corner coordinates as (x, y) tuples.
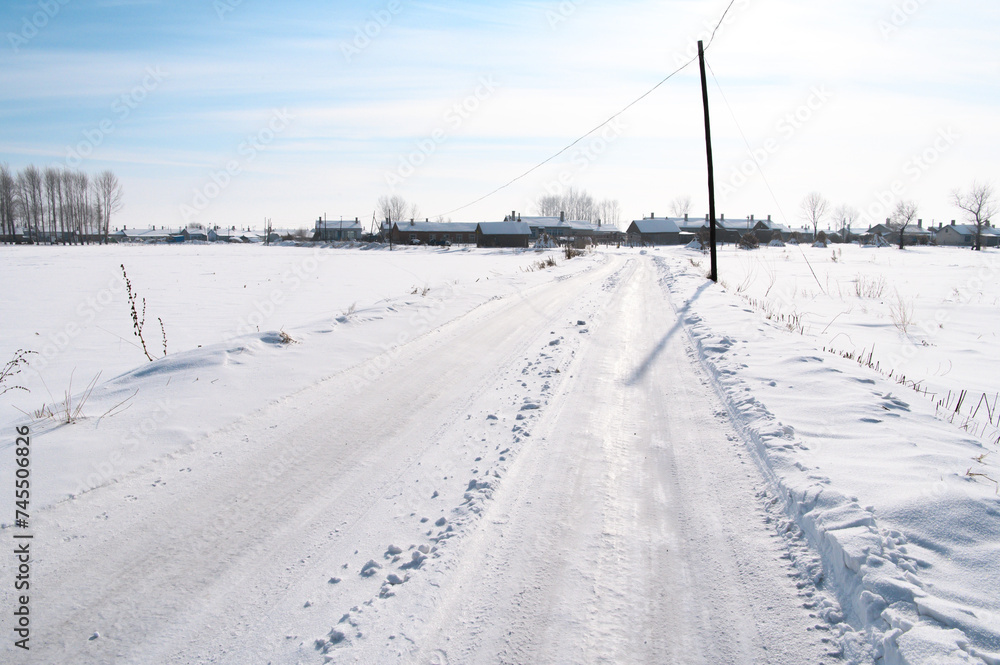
(377, 194), (421, 225)
(536, 187), (622, 227)
(0, 163), (123, 244)
(799, 182), (997, 251)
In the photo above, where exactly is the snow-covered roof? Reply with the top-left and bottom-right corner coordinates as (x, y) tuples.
(519, 216), (561, 226)
(867, 223), (934, 236)
(393, 221), (478, 234)
(316, 219), (364, 231)
(117, 227), (182, 238)
(629, 218), (681, 234)
(754, 219), (790, 232)
(937, 224), (999, 236)
(521, 218), (618, 233)
(477, 221), (532, 236)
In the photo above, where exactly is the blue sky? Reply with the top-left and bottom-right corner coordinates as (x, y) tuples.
(1, 0), (997, 231)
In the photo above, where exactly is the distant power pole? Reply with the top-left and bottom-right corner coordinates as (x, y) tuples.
(698, 40), (718, 283)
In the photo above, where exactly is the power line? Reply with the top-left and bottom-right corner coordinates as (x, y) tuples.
(707, 63), (831, 294)
(432, 0), (740, 219)
(706, 61), (790, 228)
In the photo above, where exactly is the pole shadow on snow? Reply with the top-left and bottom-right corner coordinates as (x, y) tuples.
(625, 280), (711, 387)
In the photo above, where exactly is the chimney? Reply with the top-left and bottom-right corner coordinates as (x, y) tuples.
(705, 214), (709, 221)
(720, 213), (725, 221)
(768, 214), (772, 222)
(410, 219), (414, 225)
(918, 219), (922, 228)
(938, 222), (942, 229)
(751, 214), (755, 221)
(684, 213), (688, 222)
(651, 212), (655, 219)
(512, 210), (516, 222)
(951, 220), (956, 226)
(560, 211), (565, 222)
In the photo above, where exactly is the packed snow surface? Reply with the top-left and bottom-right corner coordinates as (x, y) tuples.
(1, 242), (998, 664)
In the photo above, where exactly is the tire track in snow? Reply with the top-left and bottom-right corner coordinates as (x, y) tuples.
(370, 256), (835, 665)
(23, 252), (622, 664)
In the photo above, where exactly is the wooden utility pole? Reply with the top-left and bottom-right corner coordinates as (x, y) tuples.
(698, 40), (718, 282)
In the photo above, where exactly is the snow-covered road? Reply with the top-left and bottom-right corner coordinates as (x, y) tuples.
(27, 254), (839, 664)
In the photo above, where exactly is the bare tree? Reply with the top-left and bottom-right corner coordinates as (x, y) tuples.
(60, 170), (77, 240)
(670, 195), (692, 218)
(0, 164), (15, 242)
(888, 200), (918, 250)
(15, 165), (45, 242)
(951, 181), (997, 251)
(535, 187), (597, 222)
(833, 204), (859, 241)
(44, 167), (62, 243)
(564, 188), (595, 221)
(92, 170), (124, 244)
(378, 194), (417, 225)
(77, 171), (93, 241)
(535, 194), (562, 217)
(595, 199), (622, 228)
(800, 192), (829, 239)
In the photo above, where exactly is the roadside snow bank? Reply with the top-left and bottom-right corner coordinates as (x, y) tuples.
(656, 250), (1000, 665)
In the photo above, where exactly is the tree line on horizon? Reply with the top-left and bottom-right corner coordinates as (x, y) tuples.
(797, 181), (997, 251)
(376, 187), (623, 230)
(0, 163), (123, 244)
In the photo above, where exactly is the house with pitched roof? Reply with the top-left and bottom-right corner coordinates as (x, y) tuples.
(476, 221), (532, 248)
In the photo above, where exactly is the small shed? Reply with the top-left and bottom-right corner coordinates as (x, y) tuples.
(476, 221), (532, 248)
(626, 218), (682, 245)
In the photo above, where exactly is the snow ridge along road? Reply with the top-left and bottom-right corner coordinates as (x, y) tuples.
(12, 253), (841, 664)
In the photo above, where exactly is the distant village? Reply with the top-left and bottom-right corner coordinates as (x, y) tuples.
(4, 210), (997, 249)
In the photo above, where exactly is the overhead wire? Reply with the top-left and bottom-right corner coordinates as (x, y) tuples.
(431, 0), (740, 219)
(706, 63), (827, 293)
(706, 61), (791, 227)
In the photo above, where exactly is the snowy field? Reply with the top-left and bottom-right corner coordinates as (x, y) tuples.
(1, 242), (998, 664)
